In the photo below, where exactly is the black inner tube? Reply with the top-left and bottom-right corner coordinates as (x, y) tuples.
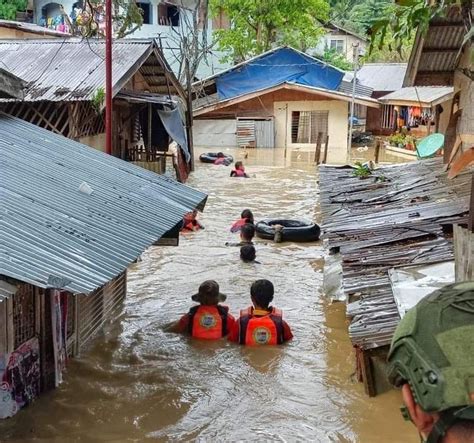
(199, 153), (234, 164)
(256, 219), (320, 242)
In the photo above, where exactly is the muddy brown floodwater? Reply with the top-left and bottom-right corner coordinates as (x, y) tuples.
(1, 148), (417, 442)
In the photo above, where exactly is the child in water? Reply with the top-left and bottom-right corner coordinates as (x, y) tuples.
(226, 223), (255, 246)
(240, 244), (258, 263)
(230, 209), (254, 233)
(181, 210), (204, 231)
(230, 161), (249, 178)
(228, 279), (293, 345)
(170, 280), (235, 339)
(214, 152), (227, 165)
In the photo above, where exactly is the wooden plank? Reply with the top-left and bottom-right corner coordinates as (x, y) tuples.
(314, 131), (323, 164)
(361, 348), (376, 397)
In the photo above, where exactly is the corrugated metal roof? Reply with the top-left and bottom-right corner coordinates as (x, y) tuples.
(0, 39), (156, 102)
(351, 63), (407, 92)
(338, 79), (373, 97)
(379, 86), (454, 106)
(0, 113), (207, 295)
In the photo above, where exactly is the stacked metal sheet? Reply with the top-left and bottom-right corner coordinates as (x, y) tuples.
(320, 158), (471, 349)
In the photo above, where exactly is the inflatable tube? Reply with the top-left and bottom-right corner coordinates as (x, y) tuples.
(256, 219), (320, 242)
(199, 152), (234, 165)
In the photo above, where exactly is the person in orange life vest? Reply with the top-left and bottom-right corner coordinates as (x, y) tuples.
(213, 152), (227, 165)
(174, 280), (235, 339)
(225, 223), (255, 247)
(181, 209), (204, 231)
(228, 279), (293, 345)
(230, 161), (249, 178)
(230, 209), (254, 233)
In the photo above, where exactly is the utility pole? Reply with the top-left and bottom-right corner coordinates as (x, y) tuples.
(347, 42), (359, 164)
(105, 0), (112, 155)
(184, 37), (195, 171)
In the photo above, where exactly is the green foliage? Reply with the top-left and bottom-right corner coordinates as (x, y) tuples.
(329, 0), (392, 35)
(352, 161), (372, 179)
(388, 132), (416, 149)
(0, 0), (27, 20)
(91, 87), (105, 112)
(369, 0), (465, 57)
(363, 28), (414, 63)
(210, 0), (329, 62)
(320, 48), (352, 70)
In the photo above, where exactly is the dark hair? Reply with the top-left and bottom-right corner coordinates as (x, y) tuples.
(241, 209), (254, 224)
(241, 223), (255, 241)
(217, 152), (224, 157)
(240, 244), (256, 262)
(250, 279), (274, 308)
(235, 161), (243, 169)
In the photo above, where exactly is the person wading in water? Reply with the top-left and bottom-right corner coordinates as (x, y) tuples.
(170, 280), (235, 340)
(229, 279), (293, 345)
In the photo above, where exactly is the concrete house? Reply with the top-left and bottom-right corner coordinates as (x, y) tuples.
(192, 47), (379, 164)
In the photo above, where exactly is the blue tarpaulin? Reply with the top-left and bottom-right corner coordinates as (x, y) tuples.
(215, 47), (344, 100)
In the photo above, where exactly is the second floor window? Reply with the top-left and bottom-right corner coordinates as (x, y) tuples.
(330, 39), (344, 53)
(158, 2), (180, 26)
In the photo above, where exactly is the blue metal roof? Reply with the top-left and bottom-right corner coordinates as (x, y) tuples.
(0, 114), (207, 295)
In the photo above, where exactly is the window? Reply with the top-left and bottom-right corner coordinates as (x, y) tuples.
(13, 284), (36, 348)
(382, 105), (396, 129)
(330, 39), (344, 54)
(136, 2), (151, 24)
(158, 2), (179, 26)
(291, 111), (328, 144)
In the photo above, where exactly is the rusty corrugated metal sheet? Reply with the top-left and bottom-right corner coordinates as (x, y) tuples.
(0, 39), (154, 102)
(320, 158), (471, 350)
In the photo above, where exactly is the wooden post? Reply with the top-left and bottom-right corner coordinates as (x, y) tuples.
(469, 174), (474, 233)
(374, 138), (381, 164)
(314, 131), (323, 164)
(361, 349), (376, 397)
(323, 135), (329, 164)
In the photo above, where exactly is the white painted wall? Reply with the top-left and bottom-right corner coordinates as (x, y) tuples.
(273, 100), (349, 164)
(193, 119), (237, 148)
(314, 32), (367, 63)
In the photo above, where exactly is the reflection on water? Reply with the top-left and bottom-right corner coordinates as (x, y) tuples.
(0, 148), (416, 442)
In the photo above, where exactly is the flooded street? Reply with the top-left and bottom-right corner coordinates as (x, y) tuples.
(1, 148), (416, 442)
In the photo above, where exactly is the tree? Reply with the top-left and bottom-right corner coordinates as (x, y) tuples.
(370, 0), (472, 57)
(0, 0), (27, 20)
(329, 0), (392, 35)
(210, 0), (330, 62)
(162, 0), (216, 84)
(320, 48), (352, 70)
(68, 0), (143, 38)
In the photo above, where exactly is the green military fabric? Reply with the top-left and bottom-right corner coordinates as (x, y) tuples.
(388, 282), (474, 413)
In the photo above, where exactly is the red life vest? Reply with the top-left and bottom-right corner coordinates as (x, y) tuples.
(238, 307), (284, 345)
(188, 305), (229, 339)
(231, 169), (246, 177)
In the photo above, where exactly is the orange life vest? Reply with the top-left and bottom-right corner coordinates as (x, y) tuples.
(188, 305), (229, 339)
(238, 307), (284, 345)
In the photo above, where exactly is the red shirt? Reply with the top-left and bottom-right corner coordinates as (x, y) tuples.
(177, 305), (236, 336)
(228, 307), (293, 343)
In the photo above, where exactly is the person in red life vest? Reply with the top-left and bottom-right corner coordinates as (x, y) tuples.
(172, 280), (235, 339)
(229, 279), (293, 345)
(230, 161), (249, 178)
(181, 209), (204, 232)
(213, 152), (227, 165)
(230, 209), (254, 233)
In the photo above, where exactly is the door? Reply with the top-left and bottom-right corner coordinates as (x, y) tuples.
(255, 119), (274, 148)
